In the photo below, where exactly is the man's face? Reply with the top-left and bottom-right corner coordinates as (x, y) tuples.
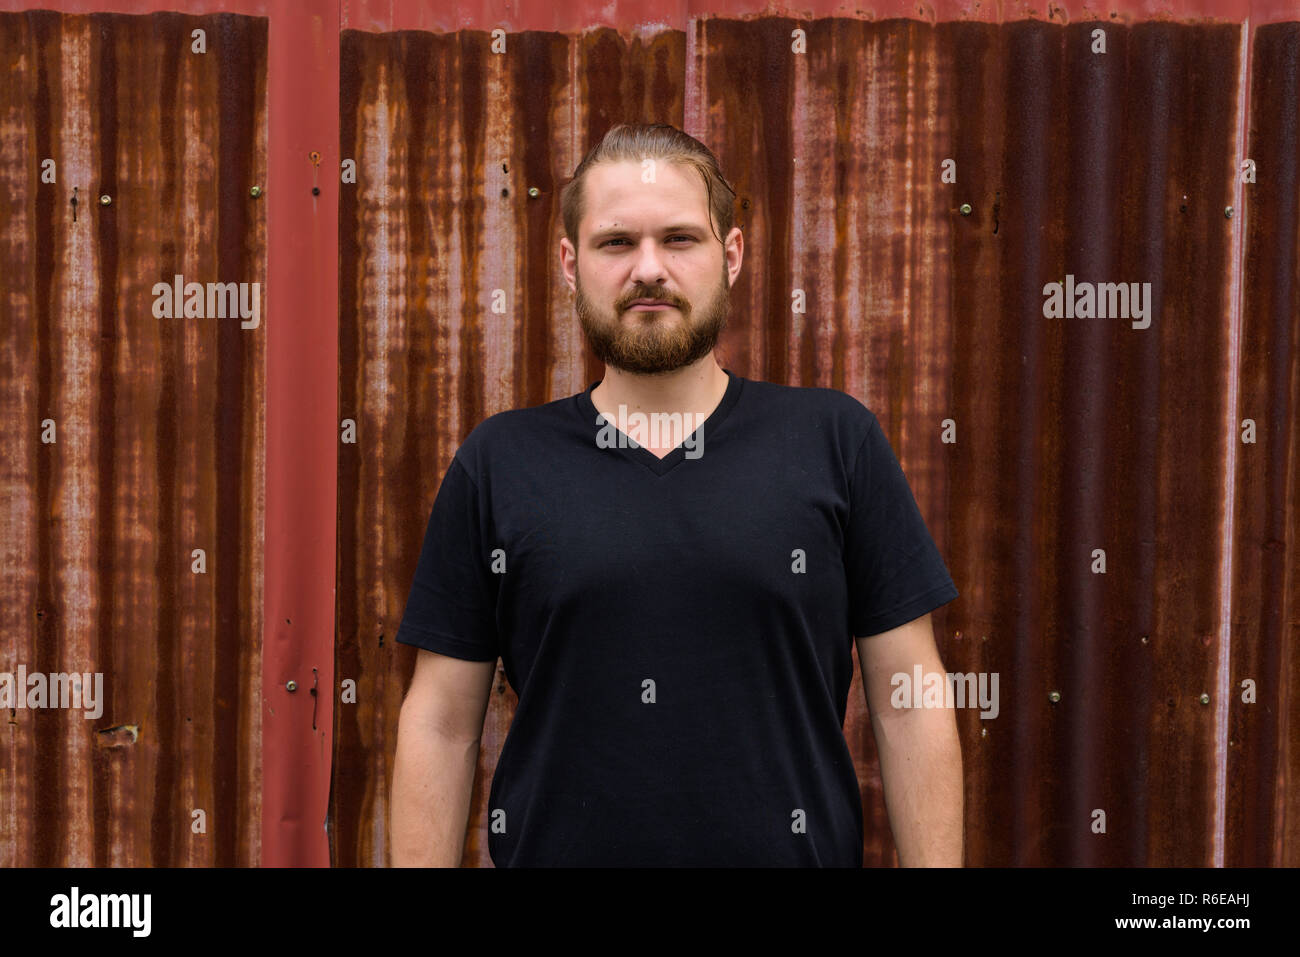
(562, 160), (741, 375)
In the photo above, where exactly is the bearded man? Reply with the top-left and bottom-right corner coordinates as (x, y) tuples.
(390, 122), (962, 868)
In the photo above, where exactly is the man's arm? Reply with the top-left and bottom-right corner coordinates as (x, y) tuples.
(855, 612), (964, 866)
(390, 648), (497, 866)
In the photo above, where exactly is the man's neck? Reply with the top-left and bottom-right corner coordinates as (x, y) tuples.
(590, 357), (730, 457)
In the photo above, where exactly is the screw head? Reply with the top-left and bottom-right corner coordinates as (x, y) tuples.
(527, 186), (540, 198)
(1048, 691), (1061, 703)
(1199, 693), (1210, 705)
(1225, 206), (1234, 219)
(285, 680), (298, 692)
(250, 186), (263, 198)
(959, 203), (972, 216)
(99, 194), (112, 206)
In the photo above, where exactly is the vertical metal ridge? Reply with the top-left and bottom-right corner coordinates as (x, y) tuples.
(1215, 12), (1251, 872)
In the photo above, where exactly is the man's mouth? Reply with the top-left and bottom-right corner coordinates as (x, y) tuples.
(627, 299), (675, 311)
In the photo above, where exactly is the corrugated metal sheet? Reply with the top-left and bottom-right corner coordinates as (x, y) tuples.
(0, 8), (268, 865)
(2, 0), (1294, 870)
(336, 3), (1298, 868)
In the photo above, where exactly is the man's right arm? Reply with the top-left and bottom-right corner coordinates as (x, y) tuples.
(390, 648), (497, 867)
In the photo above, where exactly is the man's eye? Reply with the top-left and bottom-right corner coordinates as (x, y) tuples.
(600, 236), (693, 248)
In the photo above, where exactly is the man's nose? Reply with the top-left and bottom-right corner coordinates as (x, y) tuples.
(628, 240), (667, 286)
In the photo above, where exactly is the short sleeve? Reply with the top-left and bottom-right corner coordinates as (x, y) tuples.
(845, 414), (958, 637)
(394, 456), (500, 661)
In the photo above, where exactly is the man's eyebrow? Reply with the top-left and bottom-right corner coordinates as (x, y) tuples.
(589, 223), (706, 240)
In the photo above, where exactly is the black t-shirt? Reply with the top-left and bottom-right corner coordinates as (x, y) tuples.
(395, 368), (958, 866)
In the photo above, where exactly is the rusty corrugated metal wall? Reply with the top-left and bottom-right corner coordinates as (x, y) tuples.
(0, 9), (267, 865)
(2, 0), (1295, 869)
(336, 3), (1298, 868)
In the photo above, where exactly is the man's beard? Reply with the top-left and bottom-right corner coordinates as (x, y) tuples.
(575, 260), (730, 375)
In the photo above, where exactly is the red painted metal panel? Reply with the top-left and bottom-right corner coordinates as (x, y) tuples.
(262, 0), (338, 869)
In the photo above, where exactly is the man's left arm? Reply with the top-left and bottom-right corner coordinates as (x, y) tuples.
(856, 612), (964, 867)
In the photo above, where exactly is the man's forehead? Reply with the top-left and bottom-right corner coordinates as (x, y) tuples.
(586, 161), (706, 206)
(582, 161), (710, 235)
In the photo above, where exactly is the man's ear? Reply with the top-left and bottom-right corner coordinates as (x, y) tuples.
(560, 238), (577, 292)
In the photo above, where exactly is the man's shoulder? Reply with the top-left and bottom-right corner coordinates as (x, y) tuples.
(450, 391), (580, 476)
(741, 376), (879, 440)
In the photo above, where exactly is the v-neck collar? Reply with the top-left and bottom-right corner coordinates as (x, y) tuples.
(576, 368), (744, 477)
